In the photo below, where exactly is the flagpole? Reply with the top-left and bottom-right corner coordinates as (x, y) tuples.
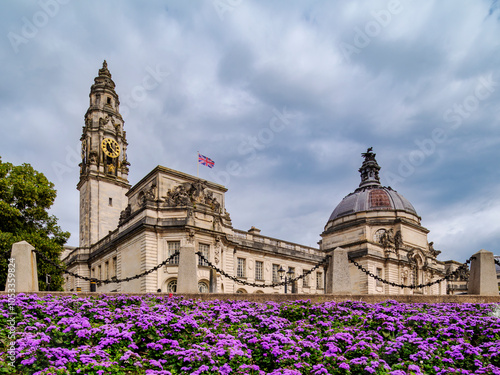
(197, 151), (199, 178)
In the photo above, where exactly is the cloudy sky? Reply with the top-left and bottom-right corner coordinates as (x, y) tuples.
(1, 0), (499, 263)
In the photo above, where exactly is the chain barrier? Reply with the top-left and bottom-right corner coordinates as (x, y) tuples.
(495, 258), (500, 268)
(196, 252), (331, 289)
(348, 255), (475, 289)
(33, 246), (492, 291)
(32, 248), (180, 285)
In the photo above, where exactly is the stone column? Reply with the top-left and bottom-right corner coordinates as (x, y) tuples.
(176, 246), (198, 293)
(468, 249), (499, 296)
(326, 247), (352, 294)
(8, 241), (39, 293)
(209, 268), (217, 293)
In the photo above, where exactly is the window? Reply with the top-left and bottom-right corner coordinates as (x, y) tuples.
(255, 261), (263, 280)
(91, 268), (95, 278)
(105, 261), (109, 280)
(236, 288), (247, 294)
(112, 257), (117, 278)
(316, 272), (323, 289)
(167, 279), (177, 293)
(98, 265), (102, 280)
(237, 258), (246, 278)
(376, 267), (383, 287)
(167, 241), (180, 264)
(272, 264), (280, 283)
(108, 198), (113, 206)
(198, 243), (209, 266)
(198, 281), (209, 293)
(107, 97), (111, 105)
(302, 270), (310, 288)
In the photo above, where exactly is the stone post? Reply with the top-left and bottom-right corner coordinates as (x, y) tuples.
(8, 241), (39, 293)
(176, 246), (198, 293)
(468, 249), (499, 296)
(326, 247), (352, 294)
(209, 268), (217, 293)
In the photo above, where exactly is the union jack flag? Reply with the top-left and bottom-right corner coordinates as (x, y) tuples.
(198, 153), (215, 168)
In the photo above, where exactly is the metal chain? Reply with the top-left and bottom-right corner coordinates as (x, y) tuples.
(32, 248), (180, 284)
(196, 252), (331, 288)
(348, 256), (474, 289)
(495, 258), (500, 268)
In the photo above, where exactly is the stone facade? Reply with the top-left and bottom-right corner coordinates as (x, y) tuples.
(63, 63), (454, 295)
(320, 149), (447, 295)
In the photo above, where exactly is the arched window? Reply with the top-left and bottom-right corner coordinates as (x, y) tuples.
(198, 281), (209, 293)
(167, 279), (177, 293)
(236, 288), (247, 294)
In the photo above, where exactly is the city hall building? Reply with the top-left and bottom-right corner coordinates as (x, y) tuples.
(62, 62), (456, 295)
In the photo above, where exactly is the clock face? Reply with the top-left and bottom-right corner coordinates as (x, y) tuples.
(101, 138), (120, 158)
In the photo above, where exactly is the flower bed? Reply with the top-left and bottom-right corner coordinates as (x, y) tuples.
(1, 294), (500, 374)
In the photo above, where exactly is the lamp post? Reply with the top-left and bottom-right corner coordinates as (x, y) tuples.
(278, 266), (294, 294)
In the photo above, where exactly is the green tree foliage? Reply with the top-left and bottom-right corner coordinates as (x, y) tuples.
(0, 157), (70, 291)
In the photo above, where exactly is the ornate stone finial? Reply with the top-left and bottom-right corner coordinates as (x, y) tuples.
(99, 60), (111, 78)
(358, 147), (381, 187)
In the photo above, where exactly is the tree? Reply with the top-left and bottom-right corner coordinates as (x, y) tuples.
(0, 157), (70, 291)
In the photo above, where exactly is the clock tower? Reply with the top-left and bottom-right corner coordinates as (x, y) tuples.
(78, 61), (131, 248)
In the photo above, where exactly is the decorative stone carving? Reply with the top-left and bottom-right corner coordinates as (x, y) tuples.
(214, 236), (221, 264)
(379, 229), (395, 250)
(163, 181), (221, 212)
(145, 183), (157, 201)
(186, 229), (195, 244)
(394, 230), (403, 249)
(428, 242), (441, 257)
(89, 151), (98, 164)
(118, 204), (131, 225)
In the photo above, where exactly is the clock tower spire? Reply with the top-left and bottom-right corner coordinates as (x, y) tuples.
(78, 61), (131, 248)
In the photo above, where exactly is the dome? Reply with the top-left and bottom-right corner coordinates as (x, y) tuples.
(328, 186), (417, 222)
(328, 148), (418, 223)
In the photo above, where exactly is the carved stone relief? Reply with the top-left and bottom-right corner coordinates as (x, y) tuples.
(163, 180), (222, 213)
(118, 204), (131, 225)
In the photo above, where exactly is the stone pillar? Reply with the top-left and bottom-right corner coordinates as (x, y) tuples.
(9, 241), (39, 293)
(468, 249), (499, 296)
(326, 247), (352, 294)
(209, 268), (217, 293)
(176, 246), (198, 293)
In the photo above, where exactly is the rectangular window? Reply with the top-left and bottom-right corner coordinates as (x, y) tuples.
(91, 268), (95, 278)
(112, 257), (117, 278)
(198, 243), (209, 266)
(316, 271), (323, 289)
(237, 257), (246, 278)
(98, 265), (102, 280)
(255, 261), (263, 280)
(272, 264), (280, 283)
(376, 267), (383, 287)
(302, 270), (309, 288)
(105, 261), (109, 280)
(108, 198), (113, 206)
(168, 241), (180, 265)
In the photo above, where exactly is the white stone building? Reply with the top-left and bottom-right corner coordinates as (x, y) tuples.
(63, 62), (451, 294)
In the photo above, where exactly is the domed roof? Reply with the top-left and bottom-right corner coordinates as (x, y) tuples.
(328, 148), (418, 222)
